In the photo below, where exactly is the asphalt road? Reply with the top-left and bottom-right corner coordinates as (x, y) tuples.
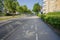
(4, 16), (60, 40)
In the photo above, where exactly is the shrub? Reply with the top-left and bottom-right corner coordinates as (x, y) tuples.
(41, 12), (60, 30)
(37, 13), (41, 17)
(5, 13), (13, 16)
(0, 12), (6, 16)
(41, 14), (46, 21)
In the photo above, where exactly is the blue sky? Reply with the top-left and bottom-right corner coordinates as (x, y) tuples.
(17, 0), (43, 10)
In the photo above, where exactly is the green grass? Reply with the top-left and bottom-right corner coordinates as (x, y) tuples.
(0, 15), (23, 21)
(41, 12), (60, 30)
(0, 16), (12, 20)
(0, 14), (27, 21)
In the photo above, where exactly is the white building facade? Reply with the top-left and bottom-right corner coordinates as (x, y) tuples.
(42, 0), (60, 13)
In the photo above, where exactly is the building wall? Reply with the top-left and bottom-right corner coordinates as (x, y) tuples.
(43, 0), (49, 13)
(49, 0), (56, 12)
(43, 0), (60, 13)
(56, 0), (60, 11)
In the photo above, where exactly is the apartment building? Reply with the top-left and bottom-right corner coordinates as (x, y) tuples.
(56, 0), (60, 11)
(42, 0), (60, 13)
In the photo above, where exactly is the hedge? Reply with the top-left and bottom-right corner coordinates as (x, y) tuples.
(41, 12), (60, 30)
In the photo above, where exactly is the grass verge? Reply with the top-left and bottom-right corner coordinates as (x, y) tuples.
(0, 14), (25, 21)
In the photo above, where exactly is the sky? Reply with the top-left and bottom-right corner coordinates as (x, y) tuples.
(17, 0), (43, 10)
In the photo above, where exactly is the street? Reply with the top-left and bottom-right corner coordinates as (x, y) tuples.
(1, 16), (60, 40)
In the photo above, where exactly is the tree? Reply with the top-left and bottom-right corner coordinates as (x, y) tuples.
(0, 0), (3, 12)
(4, 0), (19, 14)
(16, 6), (24, 14)
(11, 1), (19, 13)
(32, 3), (42, 15)
(27, 9), (32, 14)
(22, 5), (28, 13)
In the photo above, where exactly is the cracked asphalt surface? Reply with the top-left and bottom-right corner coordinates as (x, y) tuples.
(4, 16), (60, 40)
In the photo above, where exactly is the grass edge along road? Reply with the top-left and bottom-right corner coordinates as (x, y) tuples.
(0, 14), (26, 21)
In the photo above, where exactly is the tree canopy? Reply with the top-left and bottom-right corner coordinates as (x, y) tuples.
(0, 0), (3, 12)
(22, 5), (28, 13)
(0, 0), (32, 16)
(4, 0), (19, 13)
(16, 6), (24, 13)
(16, 5), (32, 14)
(32, 3), (42, 13)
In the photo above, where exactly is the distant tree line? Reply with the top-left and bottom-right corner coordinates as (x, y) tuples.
(0, 0), (32, 16)
(0, 0), (42, 16)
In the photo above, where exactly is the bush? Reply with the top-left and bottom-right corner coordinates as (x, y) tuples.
(0, 12), (6, 16)
(41, 12), (60, 30)
(5, 13), (13, 16)
(37, 13), (41, 17)
(41, 14), (46, 21)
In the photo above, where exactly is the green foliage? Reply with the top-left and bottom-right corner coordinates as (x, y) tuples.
(47, 12), (60, 15)
(4, 0), (19, 13)
(16, 6), (24, 13)
(0, 0), (3, 12)
(41, 12), (60, 30)
(16, 5), (32, 14)
(22, 5), (28, 13)
(0, 12), (6, 16)
(16, 5), (28, 13)
(37, 13), (41, 16)
(27, 9), (32, 14)
(32, 3), (42, 14)
(1, 0), (32, 16)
